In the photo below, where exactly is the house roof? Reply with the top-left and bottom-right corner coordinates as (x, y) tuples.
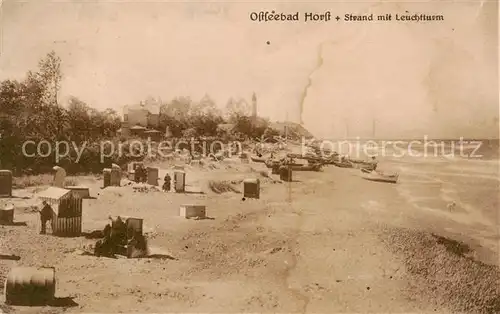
(37, 187), (71, 200)
(217, 123), (235, 131)
(130, 125), (147, 130)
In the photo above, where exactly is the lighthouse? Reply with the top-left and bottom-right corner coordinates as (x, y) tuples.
(251, 92), (257, 119)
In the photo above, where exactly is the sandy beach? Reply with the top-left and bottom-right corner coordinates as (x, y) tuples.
(1, 150), (499, 313)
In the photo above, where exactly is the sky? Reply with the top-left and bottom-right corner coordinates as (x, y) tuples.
(0, 0), (498, 139)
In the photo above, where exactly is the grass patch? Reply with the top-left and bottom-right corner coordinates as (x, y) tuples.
(208, 180), (240, 194)
(259, 170), (270, 178)
(13, 175), (79, 189)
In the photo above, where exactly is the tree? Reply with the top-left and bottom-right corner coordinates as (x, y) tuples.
(191, 94), (221, 117)
(32, 51), (67, 139)
(0, 51), (134, 174)
(188, 95), (223, 136)
(225, 97), (251, 122)
(263, 126), (280, 141)
(159, 97), (191, 137)
(37, 51), (62, 106)
(162, 96), (192, 119)
(182, 127), (197, 139)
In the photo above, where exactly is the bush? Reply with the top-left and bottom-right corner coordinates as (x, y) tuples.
(13, 175), (79, 189)
(208, 180), (240, 194)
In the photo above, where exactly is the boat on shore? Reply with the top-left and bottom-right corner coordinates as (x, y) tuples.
(332, 160), (354, 168)
(289, 163), (323, 171)
(287, 153), (336, 165)
(349, 159), (376, 169)
(361, 169), (399, 183)
(264, 157), (323, 171)
(250, 155), (267, 163)
(265, 159), (278, 168)
(353, 163), (376, 171)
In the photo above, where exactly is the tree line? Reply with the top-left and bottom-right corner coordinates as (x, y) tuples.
(0, 51), (279, 175)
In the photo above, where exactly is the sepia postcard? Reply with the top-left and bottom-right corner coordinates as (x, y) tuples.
(0, 0), (498, 313)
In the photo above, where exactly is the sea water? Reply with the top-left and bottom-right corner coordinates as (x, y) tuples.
(382, 140), (498, 261)
(321, 138), (499, 225)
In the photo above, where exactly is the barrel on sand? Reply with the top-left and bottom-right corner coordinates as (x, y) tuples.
(0, 203), (14, 225)
(4, 267), (56, 306)
(243, 178), (260, 199)
(279, 166), (293, 182)
(0, 170), (12, 197)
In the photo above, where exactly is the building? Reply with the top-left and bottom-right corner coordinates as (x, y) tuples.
(117, 125), (164, 140)
(123, 101), (160, 129)
(120, 121), (130, 137)
(143, 130), (162, 141)
(129, 125), (147, 137)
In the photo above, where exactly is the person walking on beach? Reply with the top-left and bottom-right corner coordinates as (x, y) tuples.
(39, 201), (53, 234)
(136, 164), (147, 183)
(369, 156), (378, 170)
(162, 173), (171, 192)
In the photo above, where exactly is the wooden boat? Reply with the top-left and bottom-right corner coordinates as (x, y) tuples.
(289, 163), (322, 171)
(250, 155), (267, 163)
(322, 156), (340, 165)
(350, 160), (377, 171)
(361, 170), (399, 183)
(332, 160), (354, 168)
(349, 158), (366, 164)
(354, 163), (376, 171)
(286, 153), (333, 165)
(265, 159), (281, 169)
(361, 168), (373, 174)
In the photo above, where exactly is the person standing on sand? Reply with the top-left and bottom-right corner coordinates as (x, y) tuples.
(95, 222), (114, 257)
(163, 173), (171, 192)
(369, 156), (378, 170)
(142, 165), (148, 183)
(110, 216), (127, 246)
(38, 201), (53, 234)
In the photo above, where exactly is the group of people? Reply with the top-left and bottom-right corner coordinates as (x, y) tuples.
(134, 165), (176, 192)
(134, 164), (148, 183)
(94, 216), (145, 257)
